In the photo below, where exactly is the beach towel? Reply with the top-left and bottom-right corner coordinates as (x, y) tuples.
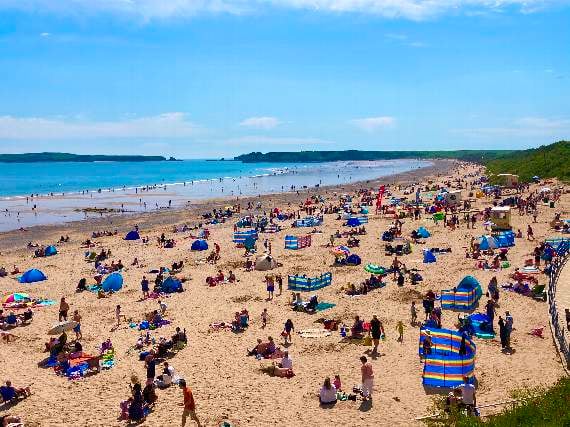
(315, 302), (336, 312)
(298, 329), (332, 338)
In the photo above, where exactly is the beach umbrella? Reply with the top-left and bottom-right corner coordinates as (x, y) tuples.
(2, 292), (31, 304)
(48, 321), (79, 335)
(364, 264), (385, 275)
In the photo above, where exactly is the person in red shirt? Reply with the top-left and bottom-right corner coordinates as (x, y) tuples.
(180, 379), (202, 427)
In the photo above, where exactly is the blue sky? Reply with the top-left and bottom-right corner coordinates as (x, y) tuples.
(0, 0), (569, 158)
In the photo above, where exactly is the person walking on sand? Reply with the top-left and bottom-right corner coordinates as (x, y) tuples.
(360, 356), (374, 401)
(283, 319), (294, 344)
(179, 379), (202, 427)
(396, 320), (405, 343)
(527, 224), (534, 240)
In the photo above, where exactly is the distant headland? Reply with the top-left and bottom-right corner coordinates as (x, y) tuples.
(234, 149), (513, 164)
(0, 152), (175, 163)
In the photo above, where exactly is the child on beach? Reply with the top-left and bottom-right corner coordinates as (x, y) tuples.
(333, 375), (342, 391)
(261, 308), (268, 328)
(72, 310), (82, 340)
(396, 320), (405, 342)
(410, 301), (418, 325)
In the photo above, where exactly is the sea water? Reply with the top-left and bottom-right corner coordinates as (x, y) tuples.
(0, 159), (431, 231)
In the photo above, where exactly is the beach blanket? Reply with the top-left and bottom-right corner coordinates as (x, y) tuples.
(315, 302), (336, 312)
(298, 329), (332, 338)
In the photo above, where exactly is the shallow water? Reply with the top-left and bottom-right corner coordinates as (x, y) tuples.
(0, 159), (431, 231)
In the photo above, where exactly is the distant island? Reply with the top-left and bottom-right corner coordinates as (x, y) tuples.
(0, 152), (173, 163)
(234, 149), (514, 164)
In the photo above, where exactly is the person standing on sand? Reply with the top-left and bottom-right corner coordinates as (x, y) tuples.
(141, 276), (150, 299)
(59, 297), (69, 322)
(527, 224), (534, 240)
(261, 308), (268, 328)
(72, 310), (82, 340)
(180, 379), (202, 427)
(115, 305), (126, 328)
(410, 301), (418, 325)
(396, 321), (405, 343)
(360, 356), (374, 401)
(369, 315), (384, 354)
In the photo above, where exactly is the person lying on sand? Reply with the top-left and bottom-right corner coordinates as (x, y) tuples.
(0, 413), (23, 426)
(0, 380), (31, 402)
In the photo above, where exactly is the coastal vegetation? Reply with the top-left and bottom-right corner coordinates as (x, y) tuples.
(485, 141), (570, 183)
(234, 150), (513, 164)
(235, 141), (570, 183)
(426, 376), (570, 426)
(0, 152), (168, 163)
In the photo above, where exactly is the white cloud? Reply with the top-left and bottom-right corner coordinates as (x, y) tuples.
(224, 135), (332, 145)
(239, 116), (281, 130)
(0, 113), (201, 140)
(40, 32), (51, 37)
(453, 117), (570, 138)
(350, 116), (396, 132)
(0, 0), (563, 20)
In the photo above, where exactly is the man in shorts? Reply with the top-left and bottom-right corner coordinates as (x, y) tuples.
(180, 379), (202, 427)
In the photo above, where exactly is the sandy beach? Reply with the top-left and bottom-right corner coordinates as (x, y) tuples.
(0, 160), (568, 427)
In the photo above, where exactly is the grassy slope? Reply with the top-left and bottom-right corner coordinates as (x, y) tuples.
(485, 141), (570, 183)
(426, 377), (570, 427)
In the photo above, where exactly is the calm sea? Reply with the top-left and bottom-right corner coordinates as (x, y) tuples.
(0, 159), (431, 231)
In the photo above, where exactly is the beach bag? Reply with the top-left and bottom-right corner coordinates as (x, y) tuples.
(363, 335), (372, 346)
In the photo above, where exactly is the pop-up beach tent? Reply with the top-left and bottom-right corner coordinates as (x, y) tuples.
(124, 230), (140, 241)
(162, 276), (183, 293)
(440, 276), (483, 311)
(45, 245), (58, 256)
(254, 254), (278, 271)
(102, 273), (123, 292)
(191, 239), (209, 251)
(19, 269), (47, 283)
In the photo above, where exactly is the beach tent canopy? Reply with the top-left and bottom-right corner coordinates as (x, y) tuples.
(191, 239), (209, 251)
(124, 230), (140, 241)
(45, 245), (58, 256)
(162, 276), (183, 293)
(418, 327), (476, 388)
(19, 268), (47, 283)
(346, 254), (362, 265)
(423, 250), (437, 263)
(102, 272), (123, 292)
(479, 235), (498, 250)
(254, 254), (278, 271)
(417, 227), (431, 238)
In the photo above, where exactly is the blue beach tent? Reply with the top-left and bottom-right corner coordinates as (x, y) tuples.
(162, 276), (183, 293)
(124, 230), (140, 241)
(19, 269), (47, 283)
(102, 273), (123, 292)
(45, 245), (58, 256)
(191, 239), (209, 251)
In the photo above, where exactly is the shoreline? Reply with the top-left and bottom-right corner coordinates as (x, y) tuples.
(0, 159), (453, 251)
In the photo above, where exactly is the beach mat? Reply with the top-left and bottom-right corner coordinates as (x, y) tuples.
(315, 302), (336, 312)
(298, 329), (331, 338)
